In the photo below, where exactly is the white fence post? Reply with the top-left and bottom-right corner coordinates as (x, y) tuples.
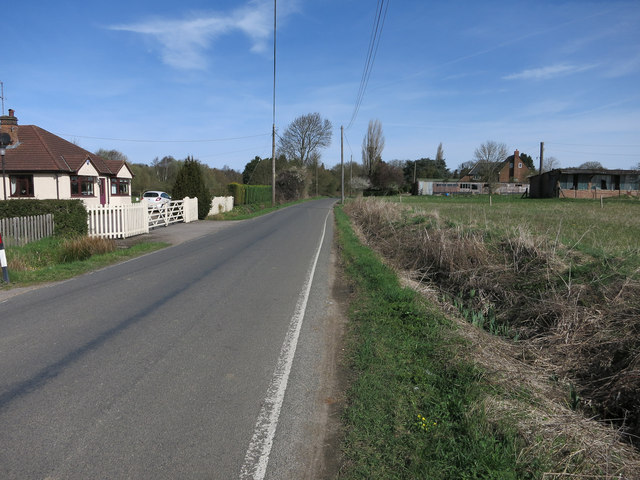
(183, 197), (199, 223)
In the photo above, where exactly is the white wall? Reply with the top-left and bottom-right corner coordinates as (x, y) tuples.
(209, 196), (234, 216)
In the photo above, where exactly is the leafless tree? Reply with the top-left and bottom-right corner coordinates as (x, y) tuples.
(578, 161), (604, 169)
(541, 155), (560, 173)
(95, 148), (128, 163)
(362, 119), (385, 178)
(473, 140), (509, 192)
(277, 113), (332, 166)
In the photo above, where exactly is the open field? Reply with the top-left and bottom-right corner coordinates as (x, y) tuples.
(339, 196), (640, 477)
(394, 195), (640, 259)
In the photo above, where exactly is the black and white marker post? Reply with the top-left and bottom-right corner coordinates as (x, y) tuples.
(0, 233), (9, 283)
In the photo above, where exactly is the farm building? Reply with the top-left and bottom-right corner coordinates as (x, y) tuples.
(416, 180), (528, 196)
(529, 168), (640, 199)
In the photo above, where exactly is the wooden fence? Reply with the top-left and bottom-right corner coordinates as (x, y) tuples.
(0, 214), (55, 247)
(87, 197), (198, 239)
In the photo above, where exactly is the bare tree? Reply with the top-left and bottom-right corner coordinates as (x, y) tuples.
(578, 161), (604, 169)
(362, 119), (385, 178)
(473, 140), (509, 192)
(278, 113), (332, 196)
(95, 149), (128, 163)
(541, 156), (560, 173)
(278, 113), (332, 166)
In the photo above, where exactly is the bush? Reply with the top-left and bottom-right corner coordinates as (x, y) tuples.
(0, 199), (87, 238)
(228, 183), (272, 205)
(276, 168), (306, 202)
(172, 157), (213, 220)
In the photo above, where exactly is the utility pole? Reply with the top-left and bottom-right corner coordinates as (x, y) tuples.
(341, 126), (344, 203)
(271, 0), (277, 206)
(539, 141), (544, 173)
(350, 155), (353, 197)
(0, 81), (4, 116)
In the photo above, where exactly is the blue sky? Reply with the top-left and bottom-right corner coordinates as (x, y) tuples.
(3, 0), (639, 172)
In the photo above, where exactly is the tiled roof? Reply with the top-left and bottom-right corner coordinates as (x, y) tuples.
(2, 125), (126, 176)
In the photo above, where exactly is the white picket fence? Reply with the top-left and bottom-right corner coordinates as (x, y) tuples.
(87, 197), (199, 239)
(0, 214), (55, 247)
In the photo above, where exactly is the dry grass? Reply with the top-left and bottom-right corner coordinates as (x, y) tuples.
(344, 197), (640, 477)
(59, 236), (117, 262)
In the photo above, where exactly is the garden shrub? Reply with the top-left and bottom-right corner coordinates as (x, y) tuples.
(0, 199), (87, 238)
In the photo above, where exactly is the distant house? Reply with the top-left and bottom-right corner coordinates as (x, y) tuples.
(0, 110), (133, 205)
(459, 149), (531, 184)
(530, 168), (640, 199)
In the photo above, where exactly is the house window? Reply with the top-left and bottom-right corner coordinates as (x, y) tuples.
(70, 176), (95, 196)
(111, 178), (130, 196)
(518, 163), (523, 168)
(10, 175), (34, 197)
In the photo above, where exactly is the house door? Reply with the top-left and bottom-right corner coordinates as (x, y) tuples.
(99, 178), (106, 205)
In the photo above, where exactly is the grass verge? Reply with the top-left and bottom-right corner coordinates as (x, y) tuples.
(334, 205), (543, 479)
(1, 236), (166, 288)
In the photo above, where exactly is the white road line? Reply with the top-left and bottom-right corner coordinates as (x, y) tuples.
(239, 209), (331, 480)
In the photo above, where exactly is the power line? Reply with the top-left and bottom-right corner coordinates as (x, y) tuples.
(545, 141), (640, 148)
(346, 0), (390, 130)
(54, 132), (270, 144)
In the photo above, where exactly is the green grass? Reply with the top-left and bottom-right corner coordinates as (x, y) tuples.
(393, 195), (640, 257)
(335, 205), (545, 479)
(1, 237), (167, 288)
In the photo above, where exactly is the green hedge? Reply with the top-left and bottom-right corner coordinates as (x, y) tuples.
(228, 183), (272, 206)
(0, 199), (88, 238)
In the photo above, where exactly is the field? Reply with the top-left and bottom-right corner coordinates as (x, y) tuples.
(397, 194), (640, 256)
(338, 195), (640, 477)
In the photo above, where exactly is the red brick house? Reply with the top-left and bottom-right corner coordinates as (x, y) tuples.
(460, 150), (531, 184)
(0, 110), (133, 205)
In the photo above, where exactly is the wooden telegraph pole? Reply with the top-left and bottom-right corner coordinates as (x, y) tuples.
(341, 125), (344, 203)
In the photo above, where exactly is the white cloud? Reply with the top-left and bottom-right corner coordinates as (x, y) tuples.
(503, 63), (597, 81)
(108, 0), (297, 70)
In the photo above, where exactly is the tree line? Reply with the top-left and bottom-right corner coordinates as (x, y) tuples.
(101, 115), (589, 206)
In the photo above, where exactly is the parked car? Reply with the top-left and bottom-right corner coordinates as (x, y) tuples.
(141, 191), (171, 209)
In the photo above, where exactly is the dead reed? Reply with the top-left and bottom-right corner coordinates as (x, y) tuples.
(344, 197), (640, 476)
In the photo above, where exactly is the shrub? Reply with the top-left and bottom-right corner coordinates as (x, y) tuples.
(0, 199), (87, 238)
(228, 183), (273, 205)
(172, 156), (213, 220)
(276, 168), (306, 202)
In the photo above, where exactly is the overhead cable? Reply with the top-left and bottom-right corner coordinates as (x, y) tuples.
(346, 0), (390, 130)
(54, 132), (270, 144)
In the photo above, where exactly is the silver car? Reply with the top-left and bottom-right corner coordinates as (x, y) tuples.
(141, 191), (171, 210)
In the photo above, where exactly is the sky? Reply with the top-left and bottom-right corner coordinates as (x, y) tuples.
(3, 0), (640, 173)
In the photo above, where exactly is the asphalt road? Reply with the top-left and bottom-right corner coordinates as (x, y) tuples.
(0, 198), (341, 479)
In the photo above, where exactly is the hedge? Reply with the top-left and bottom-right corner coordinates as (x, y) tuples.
(228, 183), (272, 206)
(0, 199), (88, 238)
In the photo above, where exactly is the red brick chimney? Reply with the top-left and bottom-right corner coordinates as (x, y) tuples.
(0, 109), (19, 145)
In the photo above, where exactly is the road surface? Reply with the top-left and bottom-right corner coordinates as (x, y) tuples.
(0, 198), (343, 479)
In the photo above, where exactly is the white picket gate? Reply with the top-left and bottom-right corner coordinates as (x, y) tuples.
(87, 197), (198, 239)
